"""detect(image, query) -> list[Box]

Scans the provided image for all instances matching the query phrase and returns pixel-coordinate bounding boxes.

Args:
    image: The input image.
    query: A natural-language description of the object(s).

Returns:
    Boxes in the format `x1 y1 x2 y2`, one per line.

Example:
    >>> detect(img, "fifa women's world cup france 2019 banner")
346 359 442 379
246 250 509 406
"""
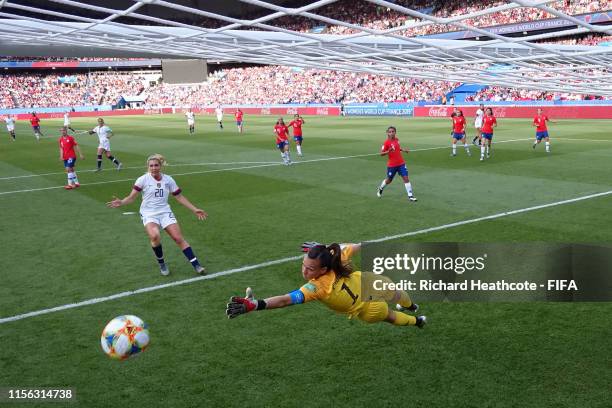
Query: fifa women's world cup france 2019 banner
360 242 612 302
344 103 415 117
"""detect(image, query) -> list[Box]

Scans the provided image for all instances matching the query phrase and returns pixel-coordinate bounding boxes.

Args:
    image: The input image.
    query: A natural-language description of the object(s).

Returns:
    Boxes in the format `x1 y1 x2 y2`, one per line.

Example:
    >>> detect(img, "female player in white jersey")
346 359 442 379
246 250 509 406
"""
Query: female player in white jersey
106 154 208 276
4 115 16 141
64 111 76 133
185 109 195 134
89 118 122 171
472 103 485 145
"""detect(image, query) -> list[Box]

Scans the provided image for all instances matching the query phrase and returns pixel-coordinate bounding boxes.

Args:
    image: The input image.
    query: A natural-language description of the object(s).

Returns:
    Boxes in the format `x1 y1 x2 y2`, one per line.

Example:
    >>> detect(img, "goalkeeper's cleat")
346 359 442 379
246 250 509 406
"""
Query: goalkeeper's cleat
159 263 170 276
377 187 383 198
194 264 206 275
408 196 418 202
301 241 323 253
415 315 427 328
396 303 419 313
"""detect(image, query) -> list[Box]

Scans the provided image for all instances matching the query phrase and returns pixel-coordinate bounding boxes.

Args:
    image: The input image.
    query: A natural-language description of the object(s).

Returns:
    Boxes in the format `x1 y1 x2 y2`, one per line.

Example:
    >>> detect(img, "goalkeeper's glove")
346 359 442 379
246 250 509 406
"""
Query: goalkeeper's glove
301 241 322 253
226 288 266 319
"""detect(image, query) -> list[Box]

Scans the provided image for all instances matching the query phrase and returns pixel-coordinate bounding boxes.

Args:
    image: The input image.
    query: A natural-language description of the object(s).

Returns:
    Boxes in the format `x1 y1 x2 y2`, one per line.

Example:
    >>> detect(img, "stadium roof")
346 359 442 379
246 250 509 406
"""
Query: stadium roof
0 0 610 95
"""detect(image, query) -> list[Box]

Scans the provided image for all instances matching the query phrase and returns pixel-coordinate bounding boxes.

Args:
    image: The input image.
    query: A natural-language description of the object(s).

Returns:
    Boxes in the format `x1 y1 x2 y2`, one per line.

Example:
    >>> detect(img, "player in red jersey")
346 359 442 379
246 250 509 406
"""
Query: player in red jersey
479 108 497 161
234 109 244 133
288 114 306 157
532 108 554 153
58 127 84 189
274 118 291 165
377 126 417 202
30 112 44 141
450 108 470 157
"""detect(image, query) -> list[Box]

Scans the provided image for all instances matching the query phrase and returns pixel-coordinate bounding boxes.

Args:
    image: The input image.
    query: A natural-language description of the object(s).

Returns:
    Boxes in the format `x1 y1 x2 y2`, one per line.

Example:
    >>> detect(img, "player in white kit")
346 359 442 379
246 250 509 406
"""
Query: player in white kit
472 103 485 146
215 105 224 129
64 111 76 132
185 109 196 134
106 154 208 276
88 118 122 171
5 115 16 141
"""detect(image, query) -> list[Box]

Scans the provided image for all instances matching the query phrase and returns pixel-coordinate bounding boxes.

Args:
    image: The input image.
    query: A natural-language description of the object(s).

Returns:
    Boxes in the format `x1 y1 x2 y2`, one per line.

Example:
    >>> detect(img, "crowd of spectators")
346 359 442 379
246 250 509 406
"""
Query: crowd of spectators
0 72 146 109
538 34 612 46
1 61 607 110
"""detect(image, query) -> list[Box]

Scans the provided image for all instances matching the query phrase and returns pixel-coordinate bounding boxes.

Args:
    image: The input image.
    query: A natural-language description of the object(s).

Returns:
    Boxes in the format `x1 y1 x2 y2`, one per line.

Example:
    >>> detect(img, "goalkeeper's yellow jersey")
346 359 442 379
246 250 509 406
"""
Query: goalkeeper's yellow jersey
298 244 365 318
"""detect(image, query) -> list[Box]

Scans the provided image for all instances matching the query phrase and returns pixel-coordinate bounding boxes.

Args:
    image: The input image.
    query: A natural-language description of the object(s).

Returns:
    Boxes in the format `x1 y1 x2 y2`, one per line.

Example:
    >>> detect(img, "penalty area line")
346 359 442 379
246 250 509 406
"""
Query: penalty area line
1 188 611 325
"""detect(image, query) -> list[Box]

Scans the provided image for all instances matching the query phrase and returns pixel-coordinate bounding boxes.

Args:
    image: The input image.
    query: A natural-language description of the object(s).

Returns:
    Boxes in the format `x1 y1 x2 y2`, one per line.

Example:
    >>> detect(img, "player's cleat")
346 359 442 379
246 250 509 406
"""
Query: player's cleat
95 167 102 172
486 154 490 159
451 153 456 157
532 143 537 149
194 265 206 275
396 303 419 313
415 315 427 328
377 187 383 198
245 287 253 300
159 263 170 276
64 185 74 190
116 163 122 170
74 183 80 188
480 156 484 161
408 196 418 202
301 241 323 252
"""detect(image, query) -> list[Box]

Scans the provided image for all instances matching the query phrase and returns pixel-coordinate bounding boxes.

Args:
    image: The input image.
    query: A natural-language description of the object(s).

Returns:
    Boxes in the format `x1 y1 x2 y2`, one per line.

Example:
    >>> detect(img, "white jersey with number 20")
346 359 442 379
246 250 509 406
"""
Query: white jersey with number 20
134 173 181 217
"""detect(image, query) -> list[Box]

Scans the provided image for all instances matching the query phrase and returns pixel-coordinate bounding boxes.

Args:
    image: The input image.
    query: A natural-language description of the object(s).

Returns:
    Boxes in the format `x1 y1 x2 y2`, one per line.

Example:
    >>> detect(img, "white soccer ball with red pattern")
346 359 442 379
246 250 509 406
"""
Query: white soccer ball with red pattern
100 315 150 360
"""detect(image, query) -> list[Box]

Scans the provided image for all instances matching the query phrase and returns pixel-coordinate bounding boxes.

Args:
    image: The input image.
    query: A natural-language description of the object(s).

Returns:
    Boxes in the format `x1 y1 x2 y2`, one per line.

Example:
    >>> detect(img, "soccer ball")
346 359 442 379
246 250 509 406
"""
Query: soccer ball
100 315 150 360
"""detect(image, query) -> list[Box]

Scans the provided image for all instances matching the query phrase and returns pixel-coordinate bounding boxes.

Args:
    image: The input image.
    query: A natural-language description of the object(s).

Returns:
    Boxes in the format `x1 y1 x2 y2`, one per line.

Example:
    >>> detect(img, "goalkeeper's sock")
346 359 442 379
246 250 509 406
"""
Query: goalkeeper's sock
182 246 201 268
392 311 417 326
152 245 165 265
396 290 414 309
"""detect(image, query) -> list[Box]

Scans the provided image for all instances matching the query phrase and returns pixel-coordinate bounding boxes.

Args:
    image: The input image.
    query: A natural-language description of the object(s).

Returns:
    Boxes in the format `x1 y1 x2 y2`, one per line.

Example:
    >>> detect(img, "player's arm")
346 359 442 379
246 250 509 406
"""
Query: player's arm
380 144 390 156
75 144 84 160
226 289 306 319
106 130 114 139
59 146 64 161
107 189 140 208
173 193 208 220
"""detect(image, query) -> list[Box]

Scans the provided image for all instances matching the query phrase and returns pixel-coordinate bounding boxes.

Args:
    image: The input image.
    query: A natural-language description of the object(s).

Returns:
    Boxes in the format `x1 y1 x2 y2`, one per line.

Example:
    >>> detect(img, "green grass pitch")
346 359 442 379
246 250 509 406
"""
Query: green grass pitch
0 114 611 407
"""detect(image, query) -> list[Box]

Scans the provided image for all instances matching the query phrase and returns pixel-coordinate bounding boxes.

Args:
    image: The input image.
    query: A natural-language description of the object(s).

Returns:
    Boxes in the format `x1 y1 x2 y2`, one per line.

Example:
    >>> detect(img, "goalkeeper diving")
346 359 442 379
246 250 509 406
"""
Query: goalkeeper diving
226 242 426 328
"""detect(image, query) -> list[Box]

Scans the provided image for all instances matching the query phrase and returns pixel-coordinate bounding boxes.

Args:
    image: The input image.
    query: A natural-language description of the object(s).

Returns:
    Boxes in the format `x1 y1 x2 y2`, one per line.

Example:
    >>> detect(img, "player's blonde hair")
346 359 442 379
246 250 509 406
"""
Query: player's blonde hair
146 154 166 168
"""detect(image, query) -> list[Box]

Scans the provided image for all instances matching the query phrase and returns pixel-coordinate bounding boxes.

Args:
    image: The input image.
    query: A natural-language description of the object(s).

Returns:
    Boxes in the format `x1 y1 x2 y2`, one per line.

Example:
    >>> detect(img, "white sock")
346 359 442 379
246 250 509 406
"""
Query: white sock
464 143 470 151
404 182 413 197
280 152 285 160
452 144 456 155
285 151 291 161
72 172 79 184
486 145 490 155
379 179 387 190
545 141 550 152
297 145 302 155
67 174 71 184
480 145 485 157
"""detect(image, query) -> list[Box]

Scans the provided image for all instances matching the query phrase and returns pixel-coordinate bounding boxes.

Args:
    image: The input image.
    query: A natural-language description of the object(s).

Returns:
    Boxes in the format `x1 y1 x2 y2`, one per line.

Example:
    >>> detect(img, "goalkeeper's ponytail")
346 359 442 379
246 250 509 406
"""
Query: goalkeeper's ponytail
307 243 352 278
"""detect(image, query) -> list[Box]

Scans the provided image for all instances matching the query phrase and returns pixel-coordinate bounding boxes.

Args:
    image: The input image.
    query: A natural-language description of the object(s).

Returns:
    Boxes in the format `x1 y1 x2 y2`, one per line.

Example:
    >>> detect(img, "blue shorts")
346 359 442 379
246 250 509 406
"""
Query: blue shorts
64 158 76 168
386 164 408 180
536 131 549 140
236 121 242 126
481 132 493 140
452 132 465 140
32 126 40 132
293 136 303 143
276 140 289 150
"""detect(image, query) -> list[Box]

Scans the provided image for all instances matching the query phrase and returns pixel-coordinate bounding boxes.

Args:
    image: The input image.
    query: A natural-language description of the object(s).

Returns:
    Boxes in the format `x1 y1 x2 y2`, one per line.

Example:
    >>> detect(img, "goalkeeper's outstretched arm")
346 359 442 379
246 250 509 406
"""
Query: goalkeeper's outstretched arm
226 292 296 319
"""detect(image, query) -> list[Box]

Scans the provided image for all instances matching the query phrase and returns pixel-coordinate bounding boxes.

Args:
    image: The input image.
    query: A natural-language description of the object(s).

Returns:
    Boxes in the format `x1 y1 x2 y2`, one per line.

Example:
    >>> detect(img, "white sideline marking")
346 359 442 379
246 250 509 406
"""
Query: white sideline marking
1 189 611 325
0 137 531 192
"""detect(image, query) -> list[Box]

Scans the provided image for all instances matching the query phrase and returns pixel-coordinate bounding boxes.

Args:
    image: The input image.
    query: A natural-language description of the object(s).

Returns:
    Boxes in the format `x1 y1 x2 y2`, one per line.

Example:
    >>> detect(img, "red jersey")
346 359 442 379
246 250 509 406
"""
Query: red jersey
452 116 466 133
533 115 549 132
288 118 304 136
59 135 78 159
235 111 243 121
382 138 405 167
274 124 289 144
30 116 40 127
481 116 497 133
